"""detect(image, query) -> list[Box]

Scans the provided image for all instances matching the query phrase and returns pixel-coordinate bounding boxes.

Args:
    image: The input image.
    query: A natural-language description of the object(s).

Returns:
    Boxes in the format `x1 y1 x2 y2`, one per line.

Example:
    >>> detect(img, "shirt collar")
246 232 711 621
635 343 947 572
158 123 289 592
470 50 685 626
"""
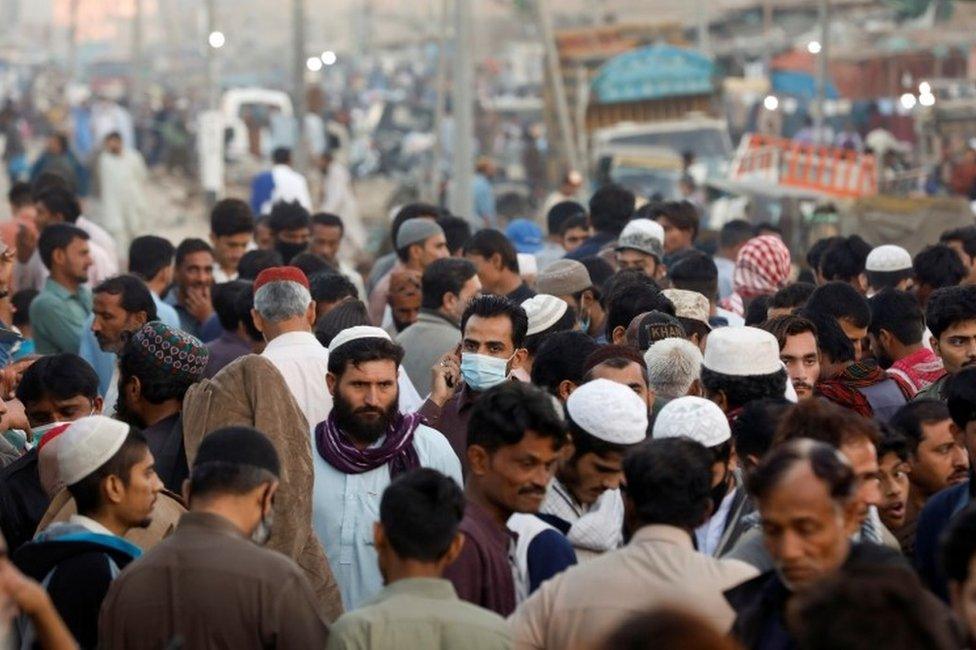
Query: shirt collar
629 524 696 549
45 277 87 300
264 330 320 350
418 308 460 330
69 514 116 537
177 511 248 539
376 577 458 602
465 499 515 546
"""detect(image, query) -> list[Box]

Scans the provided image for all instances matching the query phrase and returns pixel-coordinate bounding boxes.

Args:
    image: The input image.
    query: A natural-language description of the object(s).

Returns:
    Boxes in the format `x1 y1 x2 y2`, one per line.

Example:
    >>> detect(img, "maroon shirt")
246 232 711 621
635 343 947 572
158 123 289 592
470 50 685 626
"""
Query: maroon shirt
443 499 517 617
418 387 479 470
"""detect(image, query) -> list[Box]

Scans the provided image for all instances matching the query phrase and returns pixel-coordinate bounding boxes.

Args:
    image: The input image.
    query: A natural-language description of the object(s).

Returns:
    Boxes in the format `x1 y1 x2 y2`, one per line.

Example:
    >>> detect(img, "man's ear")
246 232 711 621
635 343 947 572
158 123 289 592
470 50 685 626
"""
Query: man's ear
373 521 386 552
251 309 265 334
511 348 528 370
557 380 577 402
467 444 490 477
841 498 860 536
92 396 104 415
491 252 504 271
611 326 626 344
51 248 66 267
931 336 941 358
710 390 729 413
104 474 126 505
441 532 465 566
181 479 191 505
326 372 337 397
305 302 316 327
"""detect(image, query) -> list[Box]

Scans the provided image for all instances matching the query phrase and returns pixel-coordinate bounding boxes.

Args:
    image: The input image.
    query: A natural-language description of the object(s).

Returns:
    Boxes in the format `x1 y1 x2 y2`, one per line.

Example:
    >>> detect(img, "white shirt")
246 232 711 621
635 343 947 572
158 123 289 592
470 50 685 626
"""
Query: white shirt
69 514 116 537
695 487 737 557
77 216 119 264
262 330 333 432
266 164 312 214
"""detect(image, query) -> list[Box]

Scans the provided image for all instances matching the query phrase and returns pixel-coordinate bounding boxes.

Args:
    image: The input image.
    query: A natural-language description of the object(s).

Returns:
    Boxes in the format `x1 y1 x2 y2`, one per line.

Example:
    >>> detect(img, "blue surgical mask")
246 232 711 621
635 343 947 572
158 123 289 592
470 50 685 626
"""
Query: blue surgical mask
460 352 512 391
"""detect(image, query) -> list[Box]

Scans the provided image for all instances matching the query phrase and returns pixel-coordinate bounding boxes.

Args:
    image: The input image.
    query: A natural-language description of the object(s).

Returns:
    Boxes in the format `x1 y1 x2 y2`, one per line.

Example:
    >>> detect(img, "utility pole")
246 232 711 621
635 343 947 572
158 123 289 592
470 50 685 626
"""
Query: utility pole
205 0 217 110
448 0 475 222
292 0 308 172
131 0 144 106
697 0 710 56
429 0 450 204
68 0 80 79
813 0 830 146
537 0 581 175
762 0 773 73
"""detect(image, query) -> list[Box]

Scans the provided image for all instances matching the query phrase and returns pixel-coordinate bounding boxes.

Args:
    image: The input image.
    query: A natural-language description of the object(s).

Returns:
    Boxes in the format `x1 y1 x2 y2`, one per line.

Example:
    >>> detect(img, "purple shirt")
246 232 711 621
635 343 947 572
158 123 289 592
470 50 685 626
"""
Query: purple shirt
205 331 252 379
443 500 517 617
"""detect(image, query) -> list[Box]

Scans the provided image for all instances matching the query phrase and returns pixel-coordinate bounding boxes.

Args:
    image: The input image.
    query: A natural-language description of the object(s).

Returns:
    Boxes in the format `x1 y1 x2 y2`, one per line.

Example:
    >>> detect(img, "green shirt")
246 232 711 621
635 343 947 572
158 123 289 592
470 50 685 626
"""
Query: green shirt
326 578 511 650
29 278 93 355
914 373 949 402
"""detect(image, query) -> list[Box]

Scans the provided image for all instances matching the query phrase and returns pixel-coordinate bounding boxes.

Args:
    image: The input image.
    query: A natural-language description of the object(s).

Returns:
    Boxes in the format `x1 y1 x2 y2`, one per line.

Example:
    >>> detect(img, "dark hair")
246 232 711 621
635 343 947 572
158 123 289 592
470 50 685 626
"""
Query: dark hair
463 228 519 273
530 331 600 396
11 288 37 327
774 398 880 448
380 468 465 562
128 236 175 281
580 256 614 301
605 276 675 339
588 184 635 236
547 200 586 236
788 566 958 650
314 299 370 347
290 252 331 278
600 607 740 650
68 430 149 515
878 422 910 462
700 366 787 411
947 368 976 429
524 305 578 357
915 244 967 290
34 186 81 223
889 400 951 455
755 221 781 237
942 504 976 585
421 258 477 311
16 353 99 406
760 314 818 351
804 281 871 329
8 181 32 208
634 201 666 222
768 282 816 313
174 238 213 268
327 337 404 376
466 381 565 452
271 147 291 165
437 214 472 254
719 219 754 249
31 171 72 198
668 252 718 300
237 249 284 280
747 438 856 503
93 275 158 321
745 295 772 326
119 336 200 404
800 309 855 364
460 294 528 348
940 226 976 259
731 397 792 463
807 236 843 271
926 285 976 341
559 213 589 237
310 270 358 304
868 289 923 345
212 280 251 331
657 201 700 239
819 235 871 282
311 212 344 233
38 223 88 268
233 284 262 342
390 204 440 247
624 437 713 529
867 267 914 292
210 199 254 237
267 201 310 235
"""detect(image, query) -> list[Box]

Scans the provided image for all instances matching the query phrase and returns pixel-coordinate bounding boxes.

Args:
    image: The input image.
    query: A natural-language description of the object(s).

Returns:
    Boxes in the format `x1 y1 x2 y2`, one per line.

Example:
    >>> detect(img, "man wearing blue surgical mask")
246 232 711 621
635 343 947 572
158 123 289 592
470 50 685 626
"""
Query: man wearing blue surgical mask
420 294 529 471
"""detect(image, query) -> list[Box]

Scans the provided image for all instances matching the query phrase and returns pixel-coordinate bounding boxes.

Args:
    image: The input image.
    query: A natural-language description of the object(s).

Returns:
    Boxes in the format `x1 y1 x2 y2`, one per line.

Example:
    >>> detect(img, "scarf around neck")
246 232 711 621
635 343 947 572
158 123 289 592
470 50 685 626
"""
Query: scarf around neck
816 361 913 418
315 410 423 476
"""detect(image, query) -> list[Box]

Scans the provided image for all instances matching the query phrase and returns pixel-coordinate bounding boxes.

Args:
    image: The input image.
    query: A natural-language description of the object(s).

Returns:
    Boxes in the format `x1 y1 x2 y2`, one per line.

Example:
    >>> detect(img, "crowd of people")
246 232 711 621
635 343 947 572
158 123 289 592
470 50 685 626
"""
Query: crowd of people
4 149 976 650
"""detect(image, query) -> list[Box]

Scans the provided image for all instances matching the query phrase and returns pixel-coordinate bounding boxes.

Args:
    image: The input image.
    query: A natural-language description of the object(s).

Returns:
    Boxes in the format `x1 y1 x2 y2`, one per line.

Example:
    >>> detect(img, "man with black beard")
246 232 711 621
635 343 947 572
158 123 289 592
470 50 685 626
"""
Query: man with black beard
313 325 462 611
115 321 210 492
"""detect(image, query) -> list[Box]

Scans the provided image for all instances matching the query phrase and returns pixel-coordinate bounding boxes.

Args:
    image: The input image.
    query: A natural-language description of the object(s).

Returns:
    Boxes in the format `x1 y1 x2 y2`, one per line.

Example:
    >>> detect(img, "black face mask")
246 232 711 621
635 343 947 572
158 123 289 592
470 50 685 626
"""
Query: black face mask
709 465 732 516
275 240 307 264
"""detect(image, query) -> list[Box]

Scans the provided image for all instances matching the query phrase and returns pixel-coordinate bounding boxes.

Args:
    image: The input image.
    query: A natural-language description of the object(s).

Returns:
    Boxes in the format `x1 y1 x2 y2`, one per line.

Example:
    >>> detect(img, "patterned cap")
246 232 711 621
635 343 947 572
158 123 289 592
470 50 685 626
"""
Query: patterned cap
129 321 210 383
733 236 792 299
662 289 711 329
615 219 664 261
625 310 686 350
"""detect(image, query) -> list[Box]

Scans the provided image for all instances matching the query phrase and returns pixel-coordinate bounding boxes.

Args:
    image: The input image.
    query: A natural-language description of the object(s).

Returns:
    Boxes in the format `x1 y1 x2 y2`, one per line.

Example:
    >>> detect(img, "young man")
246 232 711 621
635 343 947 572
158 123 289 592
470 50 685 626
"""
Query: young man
669 252 744 327
421 294 528 465
164 238 216 339
919 285 976 401
766 282 815 319
535 260 605 343
116 322 210 492
444 382 566 616
652 200 699 266
327 469 510 649
760 315 820 401
804 281 872 362
127 235 181 330
511 438 758 648
30 223 93 355
204 280 256 378
581 345 654 416
662 288 712 352
614 219 665 280
267 200 312 264
889 400 969 558
876 425 912 535
209 198 254 283
99 426 329 648
566 184 634 261
15 416 161 648
700 327 787 422
0 355 102 553
535 378 646 561
914 244 967 308
310 270 358 320
397 258 480 396
250 147 312 216
869 289 945 397
316 327 461 610
310 212 366 298
464 228 534 304
369 219 449 325
940 225 976 286
535 201 585 270
818 235 871 293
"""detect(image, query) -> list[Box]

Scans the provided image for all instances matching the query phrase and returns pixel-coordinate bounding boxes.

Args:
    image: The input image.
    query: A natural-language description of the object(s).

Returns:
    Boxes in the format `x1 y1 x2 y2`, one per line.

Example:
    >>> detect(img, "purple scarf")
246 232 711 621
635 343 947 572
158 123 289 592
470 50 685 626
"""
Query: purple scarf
315 410 423 477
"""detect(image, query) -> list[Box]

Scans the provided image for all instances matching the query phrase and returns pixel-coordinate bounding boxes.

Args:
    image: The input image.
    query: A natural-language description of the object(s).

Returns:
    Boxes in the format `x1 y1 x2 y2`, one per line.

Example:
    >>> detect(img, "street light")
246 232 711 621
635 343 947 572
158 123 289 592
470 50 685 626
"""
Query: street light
763 95 779 111
208 30 225 49
306 56 323 72
919 92 936 107
807 40 822 54
320 50 337 66
899 93 917 110
919 81 931 95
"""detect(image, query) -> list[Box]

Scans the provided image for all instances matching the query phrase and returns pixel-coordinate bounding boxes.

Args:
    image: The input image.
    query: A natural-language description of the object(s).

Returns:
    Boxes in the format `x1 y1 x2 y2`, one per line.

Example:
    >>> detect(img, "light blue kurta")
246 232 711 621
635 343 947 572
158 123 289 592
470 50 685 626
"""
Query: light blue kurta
312 424 463 610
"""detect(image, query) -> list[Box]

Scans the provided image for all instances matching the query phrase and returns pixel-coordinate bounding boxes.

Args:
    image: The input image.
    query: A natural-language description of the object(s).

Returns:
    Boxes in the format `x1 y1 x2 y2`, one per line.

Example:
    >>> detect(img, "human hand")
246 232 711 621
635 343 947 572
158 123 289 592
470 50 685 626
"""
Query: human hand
0 358 35 400
429 348 461 407
0 558 50 619
184 286 213 324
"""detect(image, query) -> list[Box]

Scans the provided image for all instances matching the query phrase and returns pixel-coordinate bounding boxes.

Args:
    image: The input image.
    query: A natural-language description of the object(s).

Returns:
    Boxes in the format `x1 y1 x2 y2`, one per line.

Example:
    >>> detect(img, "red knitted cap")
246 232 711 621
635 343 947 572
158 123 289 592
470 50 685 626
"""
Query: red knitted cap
254 266 310 292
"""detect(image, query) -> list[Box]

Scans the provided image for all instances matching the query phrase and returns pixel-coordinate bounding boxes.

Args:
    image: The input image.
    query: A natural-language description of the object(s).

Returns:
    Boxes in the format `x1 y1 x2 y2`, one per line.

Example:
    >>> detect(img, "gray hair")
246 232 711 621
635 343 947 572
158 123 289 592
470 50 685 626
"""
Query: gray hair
254 281 312 322
644 337 702 399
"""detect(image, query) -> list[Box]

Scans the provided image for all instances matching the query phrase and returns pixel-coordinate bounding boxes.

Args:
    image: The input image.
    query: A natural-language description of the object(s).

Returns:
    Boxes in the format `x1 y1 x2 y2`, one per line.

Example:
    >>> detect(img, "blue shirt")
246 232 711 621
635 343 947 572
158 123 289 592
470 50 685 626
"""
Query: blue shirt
78 314 115 396
473 174 498 229
915 479 970 600
152 293 182 330
313 424 463 610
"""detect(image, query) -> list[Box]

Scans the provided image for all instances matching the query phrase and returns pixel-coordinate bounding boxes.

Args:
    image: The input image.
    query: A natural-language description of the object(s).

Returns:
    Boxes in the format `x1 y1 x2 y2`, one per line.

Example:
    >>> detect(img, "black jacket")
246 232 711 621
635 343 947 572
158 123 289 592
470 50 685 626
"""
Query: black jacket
0 448 49 553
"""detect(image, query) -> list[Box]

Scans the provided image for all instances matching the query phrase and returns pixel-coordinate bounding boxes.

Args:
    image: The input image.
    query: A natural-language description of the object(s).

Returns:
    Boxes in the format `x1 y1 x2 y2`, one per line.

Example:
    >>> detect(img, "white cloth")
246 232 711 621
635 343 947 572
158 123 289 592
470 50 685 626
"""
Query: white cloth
266 164 312 214
262 330 333 432
321 161 365 253
695 487 736 557
715 306 745 327
97 148 149 249
77 216 119 265
68 514 116 537
212 265 238 284
540 478 624 556
509 513 559 603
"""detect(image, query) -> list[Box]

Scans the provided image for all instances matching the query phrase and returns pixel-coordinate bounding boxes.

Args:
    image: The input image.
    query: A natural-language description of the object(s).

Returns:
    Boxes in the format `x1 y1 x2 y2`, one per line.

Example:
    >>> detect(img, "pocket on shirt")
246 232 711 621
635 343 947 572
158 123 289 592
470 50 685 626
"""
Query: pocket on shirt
359 490 381 547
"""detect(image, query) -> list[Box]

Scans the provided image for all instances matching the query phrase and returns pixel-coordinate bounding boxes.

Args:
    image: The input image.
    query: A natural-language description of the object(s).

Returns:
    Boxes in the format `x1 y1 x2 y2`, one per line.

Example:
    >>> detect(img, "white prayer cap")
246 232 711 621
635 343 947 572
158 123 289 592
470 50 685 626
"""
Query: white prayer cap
653 396 730 448
330 325 392 352
56 416 130 487
566 378 648 445
523 295 569 336
865 245 912 273
703 326 781 376
621 218 665 244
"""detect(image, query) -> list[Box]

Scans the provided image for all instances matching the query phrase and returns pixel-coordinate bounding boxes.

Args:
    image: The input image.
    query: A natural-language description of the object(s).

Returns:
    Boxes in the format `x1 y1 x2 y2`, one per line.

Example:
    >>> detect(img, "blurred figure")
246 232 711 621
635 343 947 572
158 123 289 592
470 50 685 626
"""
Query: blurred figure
387 269 422 334
473 157 498 229
317 151 365 254
250 147 312 216
29 133 85 195
599 607 742 650
310 212 366 299
96 132 149 250
541 170 584 219
209 199 255 283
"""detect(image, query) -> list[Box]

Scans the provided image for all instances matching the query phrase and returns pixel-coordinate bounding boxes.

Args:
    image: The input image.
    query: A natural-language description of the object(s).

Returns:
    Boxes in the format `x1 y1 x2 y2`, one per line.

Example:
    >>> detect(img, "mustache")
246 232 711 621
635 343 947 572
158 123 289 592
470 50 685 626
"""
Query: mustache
353 406 385 416
518 486 547 497
792 380 814 390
